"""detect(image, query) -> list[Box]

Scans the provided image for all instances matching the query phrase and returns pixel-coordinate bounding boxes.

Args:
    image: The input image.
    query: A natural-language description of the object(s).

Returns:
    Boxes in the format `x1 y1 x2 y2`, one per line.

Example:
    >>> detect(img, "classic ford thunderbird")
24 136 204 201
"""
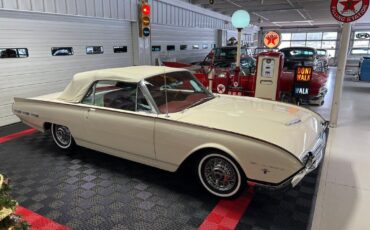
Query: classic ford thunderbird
13 66 327 198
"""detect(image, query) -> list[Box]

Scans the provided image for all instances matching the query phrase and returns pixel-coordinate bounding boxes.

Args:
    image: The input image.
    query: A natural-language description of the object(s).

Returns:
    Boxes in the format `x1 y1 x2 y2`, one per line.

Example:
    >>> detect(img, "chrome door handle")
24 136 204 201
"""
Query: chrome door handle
86 108 96 119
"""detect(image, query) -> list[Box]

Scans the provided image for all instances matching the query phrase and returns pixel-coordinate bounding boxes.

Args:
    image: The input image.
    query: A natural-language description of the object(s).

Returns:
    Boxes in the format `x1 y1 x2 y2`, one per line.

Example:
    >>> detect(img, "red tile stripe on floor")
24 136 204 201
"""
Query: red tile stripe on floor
16 206 70 230
0 128 37 144
198 185 255 230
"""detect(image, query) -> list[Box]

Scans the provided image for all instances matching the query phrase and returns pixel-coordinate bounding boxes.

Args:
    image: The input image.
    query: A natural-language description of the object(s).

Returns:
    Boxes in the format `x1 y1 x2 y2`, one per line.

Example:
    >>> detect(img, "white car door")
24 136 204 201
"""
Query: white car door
81 80 156 159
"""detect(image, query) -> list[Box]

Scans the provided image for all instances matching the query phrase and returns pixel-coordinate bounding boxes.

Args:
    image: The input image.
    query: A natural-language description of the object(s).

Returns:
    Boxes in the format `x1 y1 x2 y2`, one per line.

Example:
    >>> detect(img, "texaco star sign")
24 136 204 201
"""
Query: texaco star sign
331 0 369 22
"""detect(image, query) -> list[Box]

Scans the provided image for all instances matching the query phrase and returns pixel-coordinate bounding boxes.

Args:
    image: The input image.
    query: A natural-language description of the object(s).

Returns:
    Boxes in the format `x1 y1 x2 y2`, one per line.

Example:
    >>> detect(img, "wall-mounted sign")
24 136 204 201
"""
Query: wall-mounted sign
330 0 369 23
294 66 312 97
263 31 281 49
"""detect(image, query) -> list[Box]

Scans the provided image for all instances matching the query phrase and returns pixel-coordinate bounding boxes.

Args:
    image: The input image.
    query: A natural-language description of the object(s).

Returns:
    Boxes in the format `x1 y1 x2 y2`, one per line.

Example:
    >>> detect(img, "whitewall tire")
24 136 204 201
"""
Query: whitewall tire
51 124 74 150
197 153 246 198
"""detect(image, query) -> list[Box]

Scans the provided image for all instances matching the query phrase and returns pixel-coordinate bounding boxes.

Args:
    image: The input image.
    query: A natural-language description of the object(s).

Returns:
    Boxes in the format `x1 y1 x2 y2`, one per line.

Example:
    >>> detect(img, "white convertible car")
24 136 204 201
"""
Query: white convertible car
13 66 327 198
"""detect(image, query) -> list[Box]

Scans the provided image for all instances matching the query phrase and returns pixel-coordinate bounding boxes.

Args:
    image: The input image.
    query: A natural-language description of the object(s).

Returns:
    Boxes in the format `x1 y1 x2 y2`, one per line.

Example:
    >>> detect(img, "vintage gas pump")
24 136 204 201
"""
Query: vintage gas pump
254 52 284 100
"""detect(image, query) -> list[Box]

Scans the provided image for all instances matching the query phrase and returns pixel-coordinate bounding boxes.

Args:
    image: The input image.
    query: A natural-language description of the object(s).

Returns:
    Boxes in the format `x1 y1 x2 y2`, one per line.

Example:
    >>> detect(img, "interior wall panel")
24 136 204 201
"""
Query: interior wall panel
31 0 44 12
66 0 77 15
0 0 231 26
3 0 17 9
76 0 87 16
110 0 118 19
0 12 133 126
44 0 56 13
103 0 111 18
151 24 217 64
86 0 95 16
94 0 103 17
18 0 32 11
56 0 67 15
117 0 124 19
123 0 130 21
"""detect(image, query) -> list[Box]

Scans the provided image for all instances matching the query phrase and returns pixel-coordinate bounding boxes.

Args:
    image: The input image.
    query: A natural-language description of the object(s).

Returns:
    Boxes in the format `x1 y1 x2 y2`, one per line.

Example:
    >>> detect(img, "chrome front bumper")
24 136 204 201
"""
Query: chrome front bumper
291 131 327 187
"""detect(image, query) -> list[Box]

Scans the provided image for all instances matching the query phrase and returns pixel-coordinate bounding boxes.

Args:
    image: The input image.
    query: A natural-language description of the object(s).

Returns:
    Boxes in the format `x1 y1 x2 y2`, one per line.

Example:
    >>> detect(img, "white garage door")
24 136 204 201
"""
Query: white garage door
0 12 133 126
151 24 217 65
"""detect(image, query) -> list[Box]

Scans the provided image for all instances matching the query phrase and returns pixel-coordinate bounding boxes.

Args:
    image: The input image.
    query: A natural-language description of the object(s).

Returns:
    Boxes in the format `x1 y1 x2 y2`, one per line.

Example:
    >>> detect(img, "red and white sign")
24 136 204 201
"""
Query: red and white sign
331 0 369 23
263 31 281 49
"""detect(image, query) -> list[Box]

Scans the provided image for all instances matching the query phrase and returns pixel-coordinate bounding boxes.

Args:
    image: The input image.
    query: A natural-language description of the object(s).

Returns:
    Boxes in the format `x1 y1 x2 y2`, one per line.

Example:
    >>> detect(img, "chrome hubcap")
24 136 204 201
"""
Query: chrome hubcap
203 158 237 192
55 125 71 146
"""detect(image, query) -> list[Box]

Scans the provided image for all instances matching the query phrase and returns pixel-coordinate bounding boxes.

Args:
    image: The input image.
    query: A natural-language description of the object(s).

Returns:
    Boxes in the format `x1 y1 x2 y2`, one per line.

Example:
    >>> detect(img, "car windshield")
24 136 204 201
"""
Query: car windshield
213 47 250 61
280 48 315 58
144 71 214 114
316 50 327 56
254 48 278 55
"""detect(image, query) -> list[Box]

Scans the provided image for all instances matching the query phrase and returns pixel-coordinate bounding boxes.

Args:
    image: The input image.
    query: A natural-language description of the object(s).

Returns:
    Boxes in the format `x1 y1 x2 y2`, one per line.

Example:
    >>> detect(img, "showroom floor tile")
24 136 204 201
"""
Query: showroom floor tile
0 125 322 230
311 76 370 230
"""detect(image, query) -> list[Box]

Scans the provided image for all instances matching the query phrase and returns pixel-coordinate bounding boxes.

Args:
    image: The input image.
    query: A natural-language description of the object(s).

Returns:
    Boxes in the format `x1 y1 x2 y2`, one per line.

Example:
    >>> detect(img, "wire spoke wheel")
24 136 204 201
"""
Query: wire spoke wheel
204 157 237 192
198 153 244 198
51 124 73 149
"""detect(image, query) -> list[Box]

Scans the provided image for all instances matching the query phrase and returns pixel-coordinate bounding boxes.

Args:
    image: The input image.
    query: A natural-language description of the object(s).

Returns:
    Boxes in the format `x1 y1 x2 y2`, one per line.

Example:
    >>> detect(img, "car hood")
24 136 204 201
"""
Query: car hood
174 95 325 159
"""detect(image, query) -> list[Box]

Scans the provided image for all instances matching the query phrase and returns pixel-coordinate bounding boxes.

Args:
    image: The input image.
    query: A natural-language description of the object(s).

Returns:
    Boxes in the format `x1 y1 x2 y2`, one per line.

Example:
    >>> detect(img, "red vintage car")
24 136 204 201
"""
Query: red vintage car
163 46 328 106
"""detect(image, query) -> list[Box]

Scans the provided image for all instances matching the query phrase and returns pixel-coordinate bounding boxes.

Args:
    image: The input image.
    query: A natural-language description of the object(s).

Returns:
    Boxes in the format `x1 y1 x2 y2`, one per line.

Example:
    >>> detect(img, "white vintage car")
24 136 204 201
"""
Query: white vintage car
13 66 327 198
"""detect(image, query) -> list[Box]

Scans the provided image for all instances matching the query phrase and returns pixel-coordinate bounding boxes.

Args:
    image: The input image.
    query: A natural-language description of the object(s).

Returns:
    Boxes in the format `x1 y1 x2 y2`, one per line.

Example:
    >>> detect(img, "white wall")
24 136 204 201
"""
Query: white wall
0 0 259 126
149 0 261 64
0 0 137 21
0 11 133 126
151 24 217 64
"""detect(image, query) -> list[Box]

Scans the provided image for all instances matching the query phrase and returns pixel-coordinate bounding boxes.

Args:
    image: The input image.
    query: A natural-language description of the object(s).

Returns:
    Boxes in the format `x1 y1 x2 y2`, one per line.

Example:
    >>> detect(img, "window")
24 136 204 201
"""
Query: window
167 45 175 51
316 50 327 56
203 44 209 49
278 41 290 49
113 46 127 53
0 48 28 58
281 33 291 40
291 41 306 47
180 45 187 50
353 40 369 47
82 81 152 112
152 46 161 52
291 33 306 40
307 32 322 40
192 45 199 49
327 50 336 57
144 71 213 113
351 48 370 55
86 46 104 54
321 41 336 49
306 41 322 49
323 32 338 40
51 47 73 56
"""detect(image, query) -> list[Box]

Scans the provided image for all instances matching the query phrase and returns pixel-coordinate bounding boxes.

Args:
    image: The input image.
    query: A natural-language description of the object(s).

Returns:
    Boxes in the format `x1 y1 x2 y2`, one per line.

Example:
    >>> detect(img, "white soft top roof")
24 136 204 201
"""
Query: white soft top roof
58 66 186 103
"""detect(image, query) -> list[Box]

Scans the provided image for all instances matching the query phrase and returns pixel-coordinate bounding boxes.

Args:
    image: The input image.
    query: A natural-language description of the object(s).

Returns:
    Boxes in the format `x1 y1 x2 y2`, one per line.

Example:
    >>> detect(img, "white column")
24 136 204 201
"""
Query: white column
236 28 242 67
329 23 352 128
131 22 151 66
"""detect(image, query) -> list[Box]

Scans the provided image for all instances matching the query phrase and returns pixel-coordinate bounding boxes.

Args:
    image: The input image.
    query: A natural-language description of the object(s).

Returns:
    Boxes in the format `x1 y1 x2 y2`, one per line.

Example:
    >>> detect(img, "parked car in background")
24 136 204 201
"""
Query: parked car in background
279 47 328 105
13 66 327 198
163 47 328 106
201 46 256 75
279 47 326 72
346 48 370 76
253 47 279 58
316 49 329 70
